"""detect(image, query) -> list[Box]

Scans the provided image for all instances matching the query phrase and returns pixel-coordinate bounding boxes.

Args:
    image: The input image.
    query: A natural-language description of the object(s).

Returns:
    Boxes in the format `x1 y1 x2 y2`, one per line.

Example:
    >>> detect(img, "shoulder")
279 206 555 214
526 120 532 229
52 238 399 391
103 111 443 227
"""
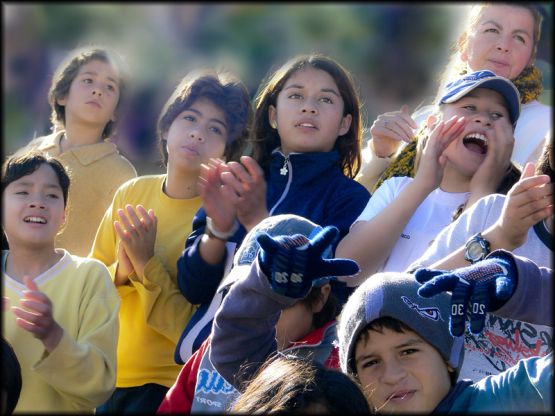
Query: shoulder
117 174 165 192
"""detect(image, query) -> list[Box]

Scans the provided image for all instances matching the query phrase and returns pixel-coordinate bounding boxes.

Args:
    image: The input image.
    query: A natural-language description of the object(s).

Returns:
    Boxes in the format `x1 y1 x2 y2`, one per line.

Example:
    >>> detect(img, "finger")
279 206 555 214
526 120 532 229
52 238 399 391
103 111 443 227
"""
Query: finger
310 226 339 253
113 221 131 241
521 162 536 179
19 298 49 315
12 305 42 324
148 209 157 227
220 171 244 195
256 232 280 254
125 204 144 230
469 281 489 334
494 276 515 301
117 209 135 233
135 205 152 229
227 161 252 184
416 274 460 297
450 281 472 337
320 258 360 278
240 156 264 181
413 268 445 284
438 116 466 150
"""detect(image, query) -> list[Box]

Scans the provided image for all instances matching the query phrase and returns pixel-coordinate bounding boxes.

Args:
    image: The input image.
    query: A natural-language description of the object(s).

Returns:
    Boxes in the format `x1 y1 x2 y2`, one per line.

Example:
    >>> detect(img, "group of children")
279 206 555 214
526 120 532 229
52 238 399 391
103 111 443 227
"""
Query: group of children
2 10 553 413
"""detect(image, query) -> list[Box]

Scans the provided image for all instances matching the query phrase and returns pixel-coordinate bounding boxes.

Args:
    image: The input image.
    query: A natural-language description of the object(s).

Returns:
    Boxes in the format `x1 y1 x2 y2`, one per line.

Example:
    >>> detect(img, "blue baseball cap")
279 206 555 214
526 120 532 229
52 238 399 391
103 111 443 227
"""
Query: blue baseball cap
439 70 521 128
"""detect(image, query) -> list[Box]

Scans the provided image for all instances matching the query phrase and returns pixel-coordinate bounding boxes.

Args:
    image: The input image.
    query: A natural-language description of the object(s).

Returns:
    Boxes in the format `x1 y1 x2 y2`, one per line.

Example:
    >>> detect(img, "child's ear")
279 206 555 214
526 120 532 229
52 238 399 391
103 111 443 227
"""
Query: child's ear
57 95 68 106
268 105 277 129
338 114 352 136
311 283 331 314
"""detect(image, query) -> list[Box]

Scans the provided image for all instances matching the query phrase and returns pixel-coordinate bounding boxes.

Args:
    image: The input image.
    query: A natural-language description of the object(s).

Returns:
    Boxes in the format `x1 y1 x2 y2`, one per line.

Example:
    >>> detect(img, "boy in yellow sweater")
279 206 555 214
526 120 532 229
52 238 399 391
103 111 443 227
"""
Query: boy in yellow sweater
2 151 119 413
20 46 137 256
90 68 252 413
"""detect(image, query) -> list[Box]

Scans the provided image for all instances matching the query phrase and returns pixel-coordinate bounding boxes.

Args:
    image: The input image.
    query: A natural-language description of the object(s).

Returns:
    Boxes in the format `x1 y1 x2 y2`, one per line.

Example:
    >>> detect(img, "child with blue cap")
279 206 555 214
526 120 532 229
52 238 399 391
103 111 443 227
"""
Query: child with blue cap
337 70 522 281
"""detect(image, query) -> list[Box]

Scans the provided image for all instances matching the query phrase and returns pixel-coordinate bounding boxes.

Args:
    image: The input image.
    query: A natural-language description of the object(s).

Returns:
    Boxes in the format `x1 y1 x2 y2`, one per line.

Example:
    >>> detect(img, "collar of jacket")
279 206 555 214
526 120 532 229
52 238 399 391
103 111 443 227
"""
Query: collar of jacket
285 320 337 352
269 148 342 185
36 130 120 166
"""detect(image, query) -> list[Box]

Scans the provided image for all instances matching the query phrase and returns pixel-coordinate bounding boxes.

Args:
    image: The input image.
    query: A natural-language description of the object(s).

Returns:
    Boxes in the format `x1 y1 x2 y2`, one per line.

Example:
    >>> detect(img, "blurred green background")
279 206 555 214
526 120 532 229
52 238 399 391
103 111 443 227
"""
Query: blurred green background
3 3 552 175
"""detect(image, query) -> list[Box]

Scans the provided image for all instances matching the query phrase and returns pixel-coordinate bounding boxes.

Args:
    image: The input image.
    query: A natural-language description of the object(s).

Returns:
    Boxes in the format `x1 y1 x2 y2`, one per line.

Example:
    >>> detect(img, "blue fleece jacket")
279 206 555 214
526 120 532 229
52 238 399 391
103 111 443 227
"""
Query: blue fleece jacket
174 149 369 364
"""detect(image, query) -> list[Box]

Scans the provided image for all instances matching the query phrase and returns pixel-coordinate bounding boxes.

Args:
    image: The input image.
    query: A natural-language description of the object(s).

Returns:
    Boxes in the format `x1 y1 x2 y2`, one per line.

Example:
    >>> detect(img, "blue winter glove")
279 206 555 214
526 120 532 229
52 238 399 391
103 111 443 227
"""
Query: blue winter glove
256 226 360 299
414 256 517 337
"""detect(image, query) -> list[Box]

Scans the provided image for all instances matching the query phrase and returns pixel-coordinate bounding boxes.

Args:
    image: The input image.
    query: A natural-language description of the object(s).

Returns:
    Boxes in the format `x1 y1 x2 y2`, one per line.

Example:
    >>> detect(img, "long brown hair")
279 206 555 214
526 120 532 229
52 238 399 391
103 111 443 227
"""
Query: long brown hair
250 54 363 178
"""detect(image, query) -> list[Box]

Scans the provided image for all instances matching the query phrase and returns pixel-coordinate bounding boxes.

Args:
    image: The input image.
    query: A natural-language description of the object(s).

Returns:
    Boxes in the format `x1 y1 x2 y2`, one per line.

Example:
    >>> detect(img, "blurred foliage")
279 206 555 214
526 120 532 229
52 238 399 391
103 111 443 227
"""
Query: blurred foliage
3 3 552 175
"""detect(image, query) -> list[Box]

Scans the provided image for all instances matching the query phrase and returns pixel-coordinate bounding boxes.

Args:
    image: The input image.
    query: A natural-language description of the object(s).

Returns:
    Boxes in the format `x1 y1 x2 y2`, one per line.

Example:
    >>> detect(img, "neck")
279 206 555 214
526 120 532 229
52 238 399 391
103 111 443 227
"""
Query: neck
5 245 63 283
164 163 200 199
439 163 471 193
61 119 106 151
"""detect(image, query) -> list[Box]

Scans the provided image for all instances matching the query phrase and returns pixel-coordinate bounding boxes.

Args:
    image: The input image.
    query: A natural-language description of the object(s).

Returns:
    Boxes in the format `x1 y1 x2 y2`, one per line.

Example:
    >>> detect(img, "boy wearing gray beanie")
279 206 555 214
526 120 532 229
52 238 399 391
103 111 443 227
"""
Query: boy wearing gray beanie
338 254 552 413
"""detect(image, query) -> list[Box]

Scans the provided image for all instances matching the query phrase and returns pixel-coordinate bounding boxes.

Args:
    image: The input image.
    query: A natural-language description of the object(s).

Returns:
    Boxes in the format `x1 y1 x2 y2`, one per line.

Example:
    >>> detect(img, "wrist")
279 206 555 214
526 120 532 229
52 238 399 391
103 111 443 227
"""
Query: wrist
43 323 63 353
206 217 239 241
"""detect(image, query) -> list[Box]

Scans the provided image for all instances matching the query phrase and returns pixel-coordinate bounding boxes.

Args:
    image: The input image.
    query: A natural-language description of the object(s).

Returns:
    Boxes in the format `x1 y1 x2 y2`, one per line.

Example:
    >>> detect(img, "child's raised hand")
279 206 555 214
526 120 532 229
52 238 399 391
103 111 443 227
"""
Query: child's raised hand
370 105 418 157
221 156 268 231
199 158 239 235
484 162 553 250
256 226 360 299
469 119 514 198
415 253 517 336
414 115 466 191
12 276 63 352
114 204 157 279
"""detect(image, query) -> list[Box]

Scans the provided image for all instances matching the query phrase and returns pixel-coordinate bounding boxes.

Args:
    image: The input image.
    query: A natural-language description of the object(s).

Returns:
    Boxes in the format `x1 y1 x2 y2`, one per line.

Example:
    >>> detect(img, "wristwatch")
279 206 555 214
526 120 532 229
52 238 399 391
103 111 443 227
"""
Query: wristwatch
464 233 491 264
205 217 239 241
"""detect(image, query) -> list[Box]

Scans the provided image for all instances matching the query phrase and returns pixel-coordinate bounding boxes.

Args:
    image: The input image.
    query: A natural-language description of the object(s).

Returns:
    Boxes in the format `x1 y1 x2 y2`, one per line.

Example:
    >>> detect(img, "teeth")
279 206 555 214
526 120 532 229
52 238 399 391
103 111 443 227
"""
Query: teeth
464 133 487 143
24 216 46 224
298 123 315 128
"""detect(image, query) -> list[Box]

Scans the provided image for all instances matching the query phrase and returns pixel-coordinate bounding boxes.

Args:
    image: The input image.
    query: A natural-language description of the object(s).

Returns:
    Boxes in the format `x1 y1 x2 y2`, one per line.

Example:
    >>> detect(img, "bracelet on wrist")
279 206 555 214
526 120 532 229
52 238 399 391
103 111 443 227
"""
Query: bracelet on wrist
206 217 239 241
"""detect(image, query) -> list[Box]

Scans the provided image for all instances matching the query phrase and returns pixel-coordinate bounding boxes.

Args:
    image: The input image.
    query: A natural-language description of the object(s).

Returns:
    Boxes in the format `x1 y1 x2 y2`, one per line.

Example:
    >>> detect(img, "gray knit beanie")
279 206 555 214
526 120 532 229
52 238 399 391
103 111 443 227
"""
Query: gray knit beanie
338 272 465 377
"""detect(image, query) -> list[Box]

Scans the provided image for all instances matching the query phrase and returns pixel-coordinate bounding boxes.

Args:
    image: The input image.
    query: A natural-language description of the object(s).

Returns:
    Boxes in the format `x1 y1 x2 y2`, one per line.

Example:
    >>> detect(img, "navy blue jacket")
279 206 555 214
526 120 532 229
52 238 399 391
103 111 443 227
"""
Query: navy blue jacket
174 149 370 363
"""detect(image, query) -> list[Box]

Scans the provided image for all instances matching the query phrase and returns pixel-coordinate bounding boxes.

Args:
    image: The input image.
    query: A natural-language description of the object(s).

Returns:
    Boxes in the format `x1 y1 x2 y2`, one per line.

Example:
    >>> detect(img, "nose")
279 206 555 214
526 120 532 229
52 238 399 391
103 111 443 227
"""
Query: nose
496 36 510 53
92 83 103 97
473 112 493 128
301 98 318 115
381 358 407 385
189 128 205 143
29 198 46 210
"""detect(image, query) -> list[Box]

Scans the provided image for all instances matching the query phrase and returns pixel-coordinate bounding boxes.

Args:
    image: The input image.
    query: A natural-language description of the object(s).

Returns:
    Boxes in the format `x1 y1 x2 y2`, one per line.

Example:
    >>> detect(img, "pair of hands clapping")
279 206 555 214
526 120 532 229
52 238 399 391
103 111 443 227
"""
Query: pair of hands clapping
200 155 268 234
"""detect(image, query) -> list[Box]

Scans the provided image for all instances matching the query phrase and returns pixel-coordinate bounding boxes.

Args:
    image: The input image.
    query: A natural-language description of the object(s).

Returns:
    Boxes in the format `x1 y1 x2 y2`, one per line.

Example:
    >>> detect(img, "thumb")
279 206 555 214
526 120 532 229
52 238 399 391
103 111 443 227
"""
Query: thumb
23 275 38 292
520 162 536 180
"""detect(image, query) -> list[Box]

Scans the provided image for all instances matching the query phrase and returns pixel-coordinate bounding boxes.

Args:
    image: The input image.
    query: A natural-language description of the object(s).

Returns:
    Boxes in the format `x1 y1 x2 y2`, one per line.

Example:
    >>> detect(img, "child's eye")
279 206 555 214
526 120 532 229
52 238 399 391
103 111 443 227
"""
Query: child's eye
361 359 378 369
401 348 418 356
463 105 477 112
106 84 116 92
82 78 93 84
183 114 196 122
288 93 303 100
209 126 223 135
514 35 526 44
47 194 60 199
320 96 333 104
491 112 504 120
15 191 29 195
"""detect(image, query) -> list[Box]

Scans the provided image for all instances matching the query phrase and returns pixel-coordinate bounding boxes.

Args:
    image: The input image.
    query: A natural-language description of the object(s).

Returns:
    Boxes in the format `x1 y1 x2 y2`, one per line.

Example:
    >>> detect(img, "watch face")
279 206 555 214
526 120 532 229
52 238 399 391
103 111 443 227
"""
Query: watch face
467 242 483 260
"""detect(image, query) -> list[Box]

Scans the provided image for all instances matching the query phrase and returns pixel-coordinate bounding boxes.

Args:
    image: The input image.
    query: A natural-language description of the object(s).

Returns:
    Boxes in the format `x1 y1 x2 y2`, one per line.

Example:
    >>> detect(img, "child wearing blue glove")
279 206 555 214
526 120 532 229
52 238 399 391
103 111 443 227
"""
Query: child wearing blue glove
158 214 358 414
337 258 552 413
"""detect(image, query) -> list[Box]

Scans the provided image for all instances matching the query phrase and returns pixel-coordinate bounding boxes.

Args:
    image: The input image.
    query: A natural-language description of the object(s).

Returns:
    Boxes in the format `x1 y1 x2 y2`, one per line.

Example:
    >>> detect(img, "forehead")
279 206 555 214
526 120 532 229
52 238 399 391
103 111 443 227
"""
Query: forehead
355 326 420 354
9 163 61 188
283 67 339 90
186 96 227 120
477 5 535 30
76 58 120 81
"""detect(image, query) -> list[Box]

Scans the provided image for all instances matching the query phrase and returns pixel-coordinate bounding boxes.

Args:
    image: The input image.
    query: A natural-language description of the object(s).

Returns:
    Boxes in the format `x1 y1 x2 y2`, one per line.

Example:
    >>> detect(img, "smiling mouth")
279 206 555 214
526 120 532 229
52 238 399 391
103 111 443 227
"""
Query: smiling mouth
296 122 317 129
24 216 47 224
463 133 488 155
387 390 415 402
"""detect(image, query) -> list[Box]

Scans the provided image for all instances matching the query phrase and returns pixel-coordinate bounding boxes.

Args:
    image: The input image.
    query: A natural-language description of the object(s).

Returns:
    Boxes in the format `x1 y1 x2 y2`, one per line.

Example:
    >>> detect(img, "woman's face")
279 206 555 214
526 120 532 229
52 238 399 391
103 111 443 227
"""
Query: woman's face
461 5 536 80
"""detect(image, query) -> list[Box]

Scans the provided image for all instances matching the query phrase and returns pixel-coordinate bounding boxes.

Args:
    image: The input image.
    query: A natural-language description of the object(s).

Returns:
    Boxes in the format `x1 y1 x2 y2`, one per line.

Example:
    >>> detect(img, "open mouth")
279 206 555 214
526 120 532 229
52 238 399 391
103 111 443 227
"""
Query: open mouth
24 216 47 224
462 133 488 155
295 122 317 130
387 390 415 403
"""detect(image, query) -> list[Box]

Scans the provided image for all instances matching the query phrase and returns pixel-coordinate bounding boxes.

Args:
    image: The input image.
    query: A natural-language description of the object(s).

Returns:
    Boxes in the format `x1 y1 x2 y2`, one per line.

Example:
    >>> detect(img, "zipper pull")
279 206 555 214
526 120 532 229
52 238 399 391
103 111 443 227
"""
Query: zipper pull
280 155 289 176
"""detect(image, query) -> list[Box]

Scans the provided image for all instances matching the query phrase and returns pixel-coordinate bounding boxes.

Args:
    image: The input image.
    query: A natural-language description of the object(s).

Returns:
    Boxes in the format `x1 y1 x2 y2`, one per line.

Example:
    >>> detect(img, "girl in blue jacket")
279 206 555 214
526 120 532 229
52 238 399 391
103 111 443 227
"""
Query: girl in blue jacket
175 54 370 363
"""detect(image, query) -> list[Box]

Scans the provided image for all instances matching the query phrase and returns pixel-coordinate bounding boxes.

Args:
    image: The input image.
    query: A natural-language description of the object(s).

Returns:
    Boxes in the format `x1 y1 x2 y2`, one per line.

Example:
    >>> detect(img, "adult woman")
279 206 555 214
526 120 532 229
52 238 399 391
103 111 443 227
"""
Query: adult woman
358 3 550 193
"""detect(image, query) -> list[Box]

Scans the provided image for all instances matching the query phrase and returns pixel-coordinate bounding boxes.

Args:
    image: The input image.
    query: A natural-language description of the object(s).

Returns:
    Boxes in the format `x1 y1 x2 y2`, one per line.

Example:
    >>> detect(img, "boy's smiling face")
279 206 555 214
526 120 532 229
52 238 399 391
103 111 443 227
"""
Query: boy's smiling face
2 164 66 249
354 327 452 413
